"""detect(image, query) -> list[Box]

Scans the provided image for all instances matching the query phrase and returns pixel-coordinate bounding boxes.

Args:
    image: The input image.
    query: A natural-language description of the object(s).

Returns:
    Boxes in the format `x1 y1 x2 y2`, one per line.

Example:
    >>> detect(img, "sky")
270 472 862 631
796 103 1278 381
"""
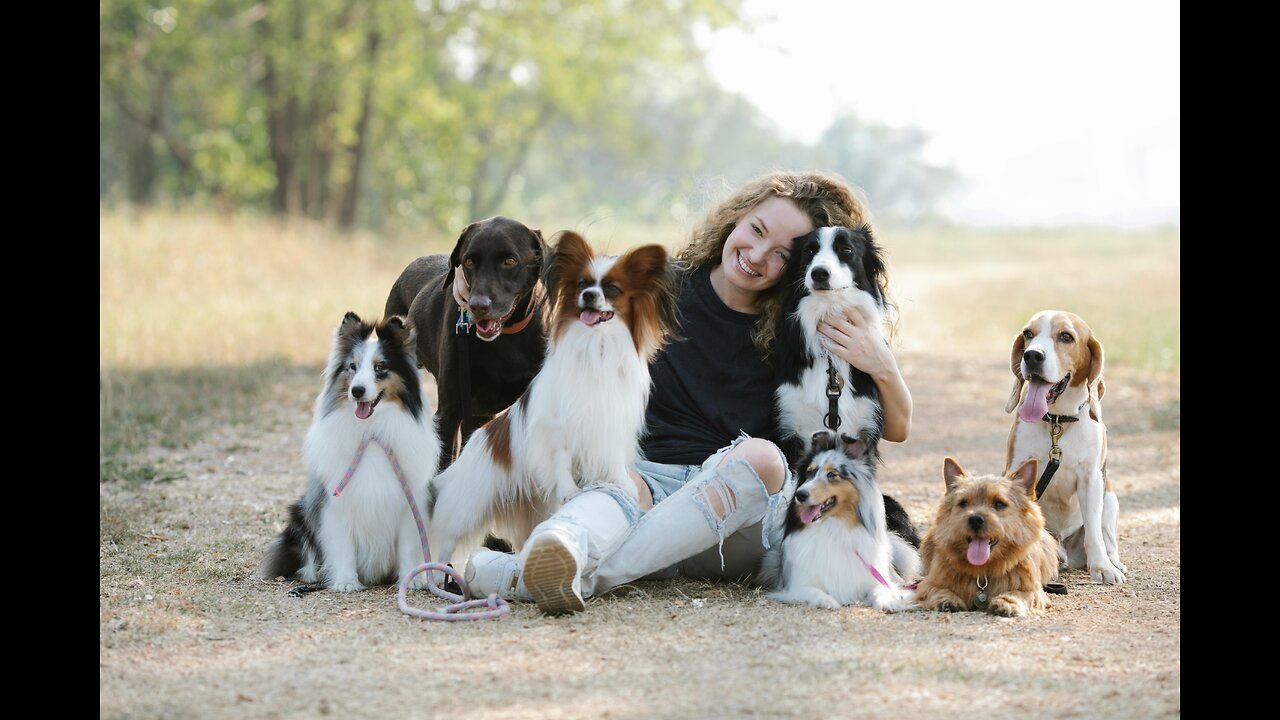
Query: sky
700 0 1180 228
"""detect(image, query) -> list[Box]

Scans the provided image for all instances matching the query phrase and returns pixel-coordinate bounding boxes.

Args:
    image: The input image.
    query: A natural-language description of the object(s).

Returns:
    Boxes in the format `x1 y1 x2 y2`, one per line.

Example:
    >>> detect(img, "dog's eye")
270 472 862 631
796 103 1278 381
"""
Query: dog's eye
502 257 517 267
1058 332 1074 343
838 246 853 256
827 471 837 481
578 280 590 290
463 258 474 268
347 362 357 372
993 500 1007 510
957 499 968 509
1022 330 1034 340
604 282 622 299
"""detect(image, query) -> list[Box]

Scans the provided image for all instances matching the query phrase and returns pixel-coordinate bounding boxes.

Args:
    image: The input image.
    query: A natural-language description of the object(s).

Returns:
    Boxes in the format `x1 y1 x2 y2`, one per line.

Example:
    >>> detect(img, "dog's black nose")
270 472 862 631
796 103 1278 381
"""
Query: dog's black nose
1023 348 1044 367
351 385 366 399
968 514 985 531
794 488 809 504
469 295 492 314
582 289 599 304
809 267 830 285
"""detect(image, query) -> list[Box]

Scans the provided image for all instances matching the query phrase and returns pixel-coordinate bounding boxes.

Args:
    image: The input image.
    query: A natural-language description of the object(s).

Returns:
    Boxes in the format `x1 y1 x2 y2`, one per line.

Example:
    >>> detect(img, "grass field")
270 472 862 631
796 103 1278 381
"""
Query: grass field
100 208 1180 718
100 208 1177 477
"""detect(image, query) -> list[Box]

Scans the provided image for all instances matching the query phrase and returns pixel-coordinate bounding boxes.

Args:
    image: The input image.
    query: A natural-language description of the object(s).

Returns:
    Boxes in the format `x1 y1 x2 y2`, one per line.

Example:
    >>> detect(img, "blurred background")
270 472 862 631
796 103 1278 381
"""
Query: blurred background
100 0 1179 479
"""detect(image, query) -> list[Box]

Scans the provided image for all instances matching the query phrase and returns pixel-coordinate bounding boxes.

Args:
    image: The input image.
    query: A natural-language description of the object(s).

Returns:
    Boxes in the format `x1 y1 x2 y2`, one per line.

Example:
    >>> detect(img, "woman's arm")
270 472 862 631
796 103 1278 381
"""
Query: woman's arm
817 307 913 443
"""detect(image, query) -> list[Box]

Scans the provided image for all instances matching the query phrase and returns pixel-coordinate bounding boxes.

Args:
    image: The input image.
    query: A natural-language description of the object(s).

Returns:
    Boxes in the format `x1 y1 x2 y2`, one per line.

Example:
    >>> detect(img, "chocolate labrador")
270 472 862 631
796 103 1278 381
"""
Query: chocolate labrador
385 216 549 469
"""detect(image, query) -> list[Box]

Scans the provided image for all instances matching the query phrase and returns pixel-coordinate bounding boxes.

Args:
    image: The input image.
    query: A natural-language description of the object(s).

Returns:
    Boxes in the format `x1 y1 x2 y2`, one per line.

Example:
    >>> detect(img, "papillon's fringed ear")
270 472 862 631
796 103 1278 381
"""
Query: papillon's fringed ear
1008 459 1039 497
1005 332 1027 414
943 457 966 491
342 311 363 327
1086 334 1105 421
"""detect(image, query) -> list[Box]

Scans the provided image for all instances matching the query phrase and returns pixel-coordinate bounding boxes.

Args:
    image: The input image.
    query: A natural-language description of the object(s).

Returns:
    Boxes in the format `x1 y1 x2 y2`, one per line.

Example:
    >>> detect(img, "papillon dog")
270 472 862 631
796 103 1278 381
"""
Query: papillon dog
774 225 888 461
425 231 678 577
758 432 919 611
258 313 442 592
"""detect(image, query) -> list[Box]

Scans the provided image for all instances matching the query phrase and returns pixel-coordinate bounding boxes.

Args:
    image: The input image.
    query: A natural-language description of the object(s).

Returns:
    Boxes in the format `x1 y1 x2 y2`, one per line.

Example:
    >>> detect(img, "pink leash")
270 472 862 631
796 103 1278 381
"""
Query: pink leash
854 550 893 590
334 438 510 621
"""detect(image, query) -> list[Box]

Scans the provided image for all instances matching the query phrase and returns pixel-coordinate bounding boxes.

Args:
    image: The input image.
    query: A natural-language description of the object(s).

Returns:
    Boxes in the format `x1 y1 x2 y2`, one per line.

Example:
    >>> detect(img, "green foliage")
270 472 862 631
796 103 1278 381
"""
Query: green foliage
100 0 956 231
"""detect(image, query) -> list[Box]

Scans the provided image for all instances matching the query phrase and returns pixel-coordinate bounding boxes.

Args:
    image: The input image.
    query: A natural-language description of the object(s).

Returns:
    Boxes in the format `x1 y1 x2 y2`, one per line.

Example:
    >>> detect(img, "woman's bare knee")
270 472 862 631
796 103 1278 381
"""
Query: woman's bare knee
723 439 787 494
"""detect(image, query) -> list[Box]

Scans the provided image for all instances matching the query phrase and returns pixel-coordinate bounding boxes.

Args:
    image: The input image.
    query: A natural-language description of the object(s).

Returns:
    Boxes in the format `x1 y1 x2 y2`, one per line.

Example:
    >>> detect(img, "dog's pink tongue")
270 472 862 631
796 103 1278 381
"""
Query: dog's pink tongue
355 402 374 420
800 505 823 525
1019 379 1051 423
967 539 991 566
580 309 602 326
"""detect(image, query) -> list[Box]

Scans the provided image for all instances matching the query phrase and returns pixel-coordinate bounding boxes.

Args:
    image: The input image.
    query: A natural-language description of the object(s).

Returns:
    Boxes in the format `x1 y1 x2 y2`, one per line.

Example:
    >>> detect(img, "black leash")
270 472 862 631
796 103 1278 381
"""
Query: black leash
455 305 474 451
824 357 844 430
1034 412 1079 500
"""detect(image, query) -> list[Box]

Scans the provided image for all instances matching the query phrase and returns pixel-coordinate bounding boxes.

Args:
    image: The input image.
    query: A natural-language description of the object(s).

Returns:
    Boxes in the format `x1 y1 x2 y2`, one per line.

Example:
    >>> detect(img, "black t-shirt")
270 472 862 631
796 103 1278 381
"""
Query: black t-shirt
641 265 780 465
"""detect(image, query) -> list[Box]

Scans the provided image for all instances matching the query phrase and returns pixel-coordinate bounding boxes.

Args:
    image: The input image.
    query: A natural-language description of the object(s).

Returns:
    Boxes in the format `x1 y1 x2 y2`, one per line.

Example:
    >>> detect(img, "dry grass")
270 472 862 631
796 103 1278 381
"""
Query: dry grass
100 208 1179 719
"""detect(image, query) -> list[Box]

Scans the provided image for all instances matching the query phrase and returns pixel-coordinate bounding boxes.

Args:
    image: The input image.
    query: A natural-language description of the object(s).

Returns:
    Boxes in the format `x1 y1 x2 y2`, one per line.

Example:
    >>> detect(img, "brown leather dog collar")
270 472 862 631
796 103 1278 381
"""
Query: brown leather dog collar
500 285 543 335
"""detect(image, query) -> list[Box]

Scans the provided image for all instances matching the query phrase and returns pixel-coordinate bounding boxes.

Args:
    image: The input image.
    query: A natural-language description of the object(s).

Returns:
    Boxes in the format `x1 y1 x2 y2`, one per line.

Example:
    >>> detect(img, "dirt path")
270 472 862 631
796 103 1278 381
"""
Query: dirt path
99 353 1179 719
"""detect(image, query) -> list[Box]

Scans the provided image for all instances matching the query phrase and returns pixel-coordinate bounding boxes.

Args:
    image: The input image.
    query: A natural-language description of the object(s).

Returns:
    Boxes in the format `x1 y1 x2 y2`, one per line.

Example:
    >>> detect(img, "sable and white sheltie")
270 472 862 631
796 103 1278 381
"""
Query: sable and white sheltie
774 225 889 461
425 231 678 576
759 432 919 611
258 312 441 592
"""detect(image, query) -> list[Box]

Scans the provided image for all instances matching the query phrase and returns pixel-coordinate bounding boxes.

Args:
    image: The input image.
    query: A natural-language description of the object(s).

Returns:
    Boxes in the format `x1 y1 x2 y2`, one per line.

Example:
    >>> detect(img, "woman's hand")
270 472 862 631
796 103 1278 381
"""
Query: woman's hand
817 305 913 443
817 305 892 377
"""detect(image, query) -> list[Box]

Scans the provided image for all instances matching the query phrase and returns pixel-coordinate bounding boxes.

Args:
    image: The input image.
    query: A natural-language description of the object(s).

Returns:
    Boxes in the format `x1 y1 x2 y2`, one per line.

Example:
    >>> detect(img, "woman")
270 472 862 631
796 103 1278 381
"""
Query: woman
465 170 912 615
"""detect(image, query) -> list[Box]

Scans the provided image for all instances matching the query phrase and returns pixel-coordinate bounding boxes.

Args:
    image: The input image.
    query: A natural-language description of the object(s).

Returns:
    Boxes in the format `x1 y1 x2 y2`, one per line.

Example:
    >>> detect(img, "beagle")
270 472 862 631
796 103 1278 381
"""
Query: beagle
1004 310 1126 584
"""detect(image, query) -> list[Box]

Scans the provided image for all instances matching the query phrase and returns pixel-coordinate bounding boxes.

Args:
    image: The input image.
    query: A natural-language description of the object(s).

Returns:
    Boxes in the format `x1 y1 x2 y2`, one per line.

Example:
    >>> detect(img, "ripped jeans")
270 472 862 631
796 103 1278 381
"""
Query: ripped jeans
580 434 795 598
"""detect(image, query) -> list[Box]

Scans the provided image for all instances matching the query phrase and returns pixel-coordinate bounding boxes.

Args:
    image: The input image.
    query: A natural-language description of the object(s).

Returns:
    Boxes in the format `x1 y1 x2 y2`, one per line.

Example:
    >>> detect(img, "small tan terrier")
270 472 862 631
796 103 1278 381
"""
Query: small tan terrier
915 458 1059 617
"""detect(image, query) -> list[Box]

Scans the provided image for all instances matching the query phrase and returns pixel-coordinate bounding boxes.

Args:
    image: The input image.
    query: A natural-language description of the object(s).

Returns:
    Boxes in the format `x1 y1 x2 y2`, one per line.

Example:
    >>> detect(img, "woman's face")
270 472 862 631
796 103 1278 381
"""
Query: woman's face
719 195 814 295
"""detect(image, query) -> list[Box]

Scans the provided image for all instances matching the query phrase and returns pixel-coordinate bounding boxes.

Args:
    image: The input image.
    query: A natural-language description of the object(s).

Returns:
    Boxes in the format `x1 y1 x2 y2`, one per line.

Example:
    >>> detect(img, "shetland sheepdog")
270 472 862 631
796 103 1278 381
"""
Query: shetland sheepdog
258 312 441 592
774 225 888 461
758 432 919 611
425 231 678 576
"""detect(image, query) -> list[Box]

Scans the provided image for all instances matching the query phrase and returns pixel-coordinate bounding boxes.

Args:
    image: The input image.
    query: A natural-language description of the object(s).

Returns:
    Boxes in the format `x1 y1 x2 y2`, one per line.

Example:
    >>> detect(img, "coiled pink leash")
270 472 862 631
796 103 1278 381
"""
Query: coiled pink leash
334 438 510 620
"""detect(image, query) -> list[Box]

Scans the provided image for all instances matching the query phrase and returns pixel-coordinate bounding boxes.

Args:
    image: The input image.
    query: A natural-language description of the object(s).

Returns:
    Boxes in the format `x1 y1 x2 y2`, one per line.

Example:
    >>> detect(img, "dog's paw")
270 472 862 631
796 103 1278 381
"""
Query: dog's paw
402 568 432 591
1109 555 1129 574
812 594 841 610
1090 562 1126 585
878 596 918 614
989 595 1028 618
329 578 366 593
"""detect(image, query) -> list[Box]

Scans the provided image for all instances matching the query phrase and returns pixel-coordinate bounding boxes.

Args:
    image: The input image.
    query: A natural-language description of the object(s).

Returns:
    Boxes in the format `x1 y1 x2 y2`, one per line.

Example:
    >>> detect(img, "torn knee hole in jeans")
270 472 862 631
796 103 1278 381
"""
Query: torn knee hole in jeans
692 474 737 569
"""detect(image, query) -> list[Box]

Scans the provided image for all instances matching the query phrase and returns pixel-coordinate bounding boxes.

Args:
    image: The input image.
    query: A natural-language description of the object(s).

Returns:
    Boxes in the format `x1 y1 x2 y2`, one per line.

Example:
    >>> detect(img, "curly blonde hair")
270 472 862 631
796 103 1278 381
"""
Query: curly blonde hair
678 170 889 359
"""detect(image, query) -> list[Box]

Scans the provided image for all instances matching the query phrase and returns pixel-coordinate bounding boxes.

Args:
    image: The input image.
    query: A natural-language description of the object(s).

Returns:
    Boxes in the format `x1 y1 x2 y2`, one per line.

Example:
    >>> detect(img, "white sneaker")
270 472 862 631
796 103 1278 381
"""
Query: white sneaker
522 531 585 616
463 550 528 601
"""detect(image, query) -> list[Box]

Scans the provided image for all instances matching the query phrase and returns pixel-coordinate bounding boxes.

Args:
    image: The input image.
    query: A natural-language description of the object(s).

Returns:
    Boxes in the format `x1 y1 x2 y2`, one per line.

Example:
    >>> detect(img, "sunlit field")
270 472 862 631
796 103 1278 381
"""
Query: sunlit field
101 208 1179 372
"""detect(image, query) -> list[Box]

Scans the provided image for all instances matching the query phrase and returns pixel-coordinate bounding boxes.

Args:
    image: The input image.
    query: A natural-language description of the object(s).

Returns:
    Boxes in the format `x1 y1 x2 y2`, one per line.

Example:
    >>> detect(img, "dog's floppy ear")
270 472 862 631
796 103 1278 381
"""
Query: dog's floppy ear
442 222 480 292
1086 333 1105 421
1008 459 1039 497
379 315 415 352
1004 331 1027 414
810 431 839 454
943 457 966 492
854 224 888 309
530 228 548 274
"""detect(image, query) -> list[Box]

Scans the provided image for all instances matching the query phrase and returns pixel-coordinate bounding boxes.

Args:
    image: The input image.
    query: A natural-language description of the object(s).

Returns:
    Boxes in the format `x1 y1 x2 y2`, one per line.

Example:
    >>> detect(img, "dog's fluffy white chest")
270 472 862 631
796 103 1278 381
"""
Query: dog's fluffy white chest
779 521 893 605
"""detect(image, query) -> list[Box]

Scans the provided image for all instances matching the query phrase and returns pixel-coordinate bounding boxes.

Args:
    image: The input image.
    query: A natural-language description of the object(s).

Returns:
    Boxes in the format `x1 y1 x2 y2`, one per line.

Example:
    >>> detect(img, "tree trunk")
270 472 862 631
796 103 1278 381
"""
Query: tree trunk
337 26 380 230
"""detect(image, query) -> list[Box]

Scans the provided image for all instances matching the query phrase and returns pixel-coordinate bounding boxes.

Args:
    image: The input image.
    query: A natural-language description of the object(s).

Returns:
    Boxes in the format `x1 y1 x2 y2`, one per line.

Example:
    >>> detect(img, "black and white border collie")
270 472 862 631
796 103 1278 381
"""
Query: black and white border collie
759 432 920 610
258 312 441 592
424 231 678 579
774 224 889 461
